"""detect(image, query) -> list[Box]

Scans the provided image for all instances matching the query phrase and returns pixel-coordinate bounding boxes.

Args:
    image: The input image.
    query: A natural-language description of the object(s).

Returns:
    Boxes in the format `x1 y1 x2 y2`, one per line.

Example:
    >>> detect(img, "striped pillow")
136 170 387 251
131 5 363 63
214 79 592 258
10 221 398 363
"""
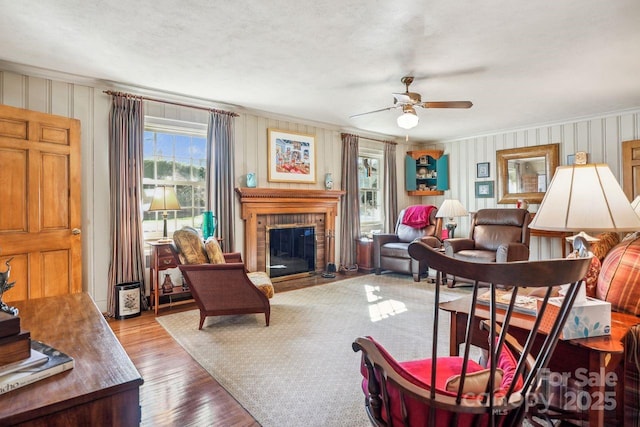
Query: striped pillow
597 235 640 315
204 238 226 264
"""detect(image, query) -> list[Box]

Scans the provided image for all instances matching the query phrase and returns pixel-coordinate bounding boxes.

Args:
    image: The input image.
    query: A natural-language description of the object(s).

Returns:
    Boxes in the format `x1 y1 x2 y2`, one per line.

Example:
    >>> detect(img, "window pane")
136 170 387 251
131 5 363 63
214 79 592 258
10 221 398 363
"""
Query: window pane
155 133 173 156
156 159 174 180
194 158 206 181
174 157 191 181
358 151 384 235
143 126 207 240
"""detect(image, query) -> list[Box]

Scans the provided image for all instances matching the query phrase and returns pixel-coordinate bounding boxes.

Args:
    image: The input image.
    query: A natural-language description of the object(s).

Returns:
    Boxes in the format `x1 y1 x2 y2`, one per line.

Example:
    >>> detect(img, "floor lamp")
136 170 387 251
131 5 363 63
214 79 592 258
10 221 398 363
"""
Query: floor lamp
148 186 182 243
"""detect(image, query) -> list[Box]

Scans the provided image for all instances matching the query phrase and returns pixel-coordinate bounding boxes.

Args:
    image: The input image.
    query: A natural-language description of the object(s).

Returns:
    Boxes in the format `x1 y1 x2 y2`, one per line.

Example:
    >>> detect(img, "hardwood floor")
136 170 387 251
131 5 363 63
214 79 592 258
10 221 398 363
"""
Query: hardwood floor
108 271 362 426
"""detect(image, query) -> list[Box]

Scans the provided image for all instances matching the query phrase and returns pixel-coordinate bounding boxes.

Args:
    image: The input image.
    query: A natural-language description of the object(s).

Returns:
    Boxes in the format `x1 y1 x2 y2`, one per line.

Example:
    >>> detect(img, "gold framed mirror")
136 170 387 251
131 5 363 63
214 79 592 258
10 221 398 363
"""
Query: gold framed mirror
496 143 560 204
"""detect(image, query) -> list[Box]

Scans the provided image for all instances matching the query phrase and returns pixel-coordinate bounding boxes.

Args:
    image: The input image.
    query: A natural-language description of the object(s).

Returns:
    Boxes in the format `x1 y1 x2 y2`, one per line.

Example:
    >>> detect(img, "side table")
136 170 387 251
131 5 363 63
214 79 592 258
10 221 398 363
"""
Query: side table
148 241 192 315
355 237 374 273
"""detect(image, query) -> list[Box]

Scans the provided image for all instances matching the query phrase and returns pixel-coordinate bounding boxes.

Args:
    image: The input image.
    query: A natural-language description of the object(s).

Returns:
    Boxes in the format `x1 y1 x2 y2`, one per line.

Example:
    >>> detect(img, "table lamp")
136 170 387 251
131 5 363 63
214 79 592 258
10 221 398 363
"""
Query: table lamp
436 199 468 239
148 186 181 242
529 152 640 240
529 152 640 304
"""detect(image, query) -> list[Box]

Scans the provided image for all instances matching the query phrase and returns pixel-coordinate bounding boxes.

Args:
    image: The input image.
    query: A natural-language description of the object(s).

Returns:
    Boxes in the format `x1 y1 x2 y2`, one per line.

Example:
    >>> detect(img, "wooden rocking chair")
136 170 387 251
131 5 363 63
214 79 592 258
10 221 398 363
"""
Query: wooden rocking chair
352 241 591 426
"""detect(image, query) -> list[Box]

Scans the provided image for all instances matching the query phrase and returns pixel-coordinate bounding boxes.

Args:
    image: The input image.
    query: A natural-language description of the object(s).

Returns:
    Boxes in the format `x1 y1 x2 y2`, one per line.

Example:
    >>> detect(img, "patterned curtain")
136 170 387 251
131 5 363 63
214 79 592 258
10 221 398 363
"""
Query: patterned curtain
384 141 398 232
107 95 147 316
339 133 360 270
207 111 236 251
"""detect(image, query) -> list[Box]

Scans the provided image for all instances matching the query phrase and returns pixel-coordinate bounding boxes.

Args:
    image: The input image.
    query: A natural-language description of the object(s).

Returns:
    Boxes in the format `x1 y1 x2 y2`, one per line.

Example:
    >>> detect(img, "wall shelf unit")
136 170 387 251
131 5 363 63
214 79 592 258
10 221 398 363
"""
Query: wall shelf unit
405 150 449 196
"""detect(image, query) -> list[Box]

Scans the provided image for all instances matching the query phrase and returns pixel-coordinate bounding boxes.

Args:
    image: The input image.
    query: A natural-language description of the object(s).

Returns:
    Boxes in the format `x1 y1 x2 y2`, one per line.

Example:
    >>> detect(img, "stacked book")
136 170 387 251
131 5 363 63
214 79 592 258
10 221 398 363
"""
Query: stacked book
0 312 74 395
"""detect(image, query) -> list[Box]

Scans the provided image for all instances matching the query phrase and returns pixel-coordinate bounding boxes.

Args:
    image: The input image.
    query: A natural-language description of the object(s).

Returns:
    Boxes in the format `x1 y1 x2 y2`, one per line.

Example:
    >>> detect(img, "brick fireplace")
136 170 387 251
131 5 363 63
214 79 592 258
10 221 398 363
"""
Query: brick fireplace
235 187 344 278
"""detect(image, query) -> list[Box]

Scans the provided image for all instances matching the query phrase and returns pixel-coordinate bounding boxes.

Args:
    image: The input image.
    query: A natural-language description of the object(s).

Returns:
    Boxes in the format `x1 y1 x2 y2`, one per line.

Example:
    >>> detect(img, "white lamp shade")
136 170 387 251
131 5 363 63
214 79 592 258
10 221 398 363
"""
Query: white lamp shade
529 163 640 232
436 199 468 218
397 111 419 129
148 186 181 212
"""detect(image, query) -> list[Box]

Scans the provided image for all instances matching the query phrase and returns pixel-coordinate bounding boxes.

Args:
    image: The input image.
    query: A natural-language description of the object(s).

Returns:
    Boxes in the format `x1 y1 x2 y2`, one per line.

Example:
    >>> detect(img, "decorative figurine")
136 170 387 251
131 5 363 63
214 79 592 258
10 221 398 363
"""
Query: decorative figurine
162 273 174 294
325 173 333 190
0 257 18 315
246 172 257 188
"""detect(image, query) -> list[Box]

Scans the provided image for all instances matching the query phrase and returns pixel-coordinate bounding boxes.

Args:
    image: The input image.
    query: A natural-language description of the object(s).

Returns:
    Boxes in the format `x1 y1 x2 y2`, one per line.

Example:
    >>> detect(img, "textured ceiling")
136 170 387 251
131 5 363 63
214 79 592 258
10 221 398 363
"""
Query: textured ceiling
1 0 639 142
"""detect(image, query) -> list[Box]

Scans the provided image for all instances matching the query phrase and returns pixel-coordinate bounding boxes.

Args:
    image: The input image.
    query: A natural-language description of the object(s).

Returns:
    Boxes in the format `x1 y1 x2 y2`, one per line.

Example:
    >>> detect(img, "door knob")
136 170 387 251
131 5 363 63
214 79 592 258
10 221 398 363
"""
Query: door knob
72 228 81 235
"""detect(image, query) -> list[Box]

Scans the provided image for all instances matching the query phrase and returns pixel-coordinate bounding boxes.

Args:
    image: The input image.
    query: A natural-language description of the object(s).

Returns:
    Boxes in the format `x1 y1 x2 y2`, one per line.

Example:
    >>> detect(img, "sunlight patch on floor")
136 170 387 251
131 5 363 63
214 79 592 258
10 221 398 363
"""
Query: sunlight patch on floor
364 284 408 322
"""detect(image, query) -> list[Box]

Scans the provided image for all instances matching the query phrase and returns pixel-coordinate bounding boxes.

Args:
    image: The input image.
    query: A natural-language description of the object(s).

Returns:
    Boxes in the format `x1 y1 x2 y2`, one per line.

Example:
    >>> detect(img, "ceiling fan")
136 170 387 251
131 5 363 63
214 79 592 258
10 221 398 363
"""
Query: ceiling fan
350 76 473 129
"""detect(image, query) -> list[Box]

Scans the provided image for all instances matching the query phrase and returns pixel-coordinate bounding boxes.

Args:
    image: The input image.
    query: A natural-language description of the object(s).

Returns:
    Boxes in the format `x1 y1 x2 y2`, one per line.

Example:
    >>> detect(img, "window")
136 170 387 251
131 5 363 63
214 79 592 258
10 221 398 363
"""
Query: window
358 148 384 234
143 118 208 240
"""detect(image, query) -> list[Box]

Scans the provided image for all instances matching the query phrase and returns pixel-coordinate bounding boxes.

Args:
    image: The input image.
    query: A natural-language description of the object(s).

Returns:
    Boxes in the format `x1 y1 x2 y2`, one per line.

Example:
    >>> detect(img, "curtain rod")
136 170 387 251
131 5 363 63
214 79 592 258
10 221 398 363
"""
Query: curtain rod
362 136 397 145
103 90 239 117
342 132 396 145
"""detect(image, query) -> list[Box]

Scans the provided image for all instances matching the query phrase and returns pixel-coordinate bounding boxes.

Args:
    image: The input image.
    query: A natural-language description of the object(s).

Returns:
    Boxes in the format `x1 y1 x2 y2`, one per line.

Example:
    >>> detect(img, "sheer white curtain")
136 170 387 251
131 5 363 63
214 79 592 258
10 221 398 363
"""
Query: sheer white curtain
339 133 360 270
107 95 147 316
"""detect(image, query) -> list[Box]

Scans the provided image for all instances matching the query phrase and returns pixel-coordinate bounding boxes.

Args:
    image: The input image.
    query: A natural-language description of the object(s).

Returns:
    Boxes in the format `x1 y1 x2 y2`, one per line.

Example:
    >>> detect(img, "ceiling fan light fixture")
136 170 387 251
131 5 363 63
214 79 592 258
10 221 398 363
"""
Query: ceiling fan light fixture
397 107 419 129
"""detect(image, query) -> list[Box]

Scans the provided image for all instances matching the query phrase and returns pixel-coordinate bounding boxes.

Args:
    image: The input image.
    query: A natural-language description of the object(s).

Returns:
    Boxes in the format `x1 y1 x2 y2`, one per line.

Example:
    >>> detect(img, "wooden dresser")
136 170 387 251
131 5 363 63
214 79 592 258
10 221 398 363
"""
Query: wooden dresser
0 293 143 426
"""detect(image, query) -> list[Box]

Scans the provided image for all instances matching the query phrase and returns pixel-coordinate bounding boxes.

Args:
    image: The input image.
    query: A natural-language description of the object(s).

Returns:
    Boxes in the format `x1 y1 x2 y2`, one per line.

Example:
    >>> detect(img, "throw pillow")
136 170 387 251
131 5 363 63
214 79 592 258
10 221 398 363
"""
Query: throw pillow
173 227 208 264
583 256 601 298
445 368 504 395
482 339 523 393
204 238 226 264
597 235 640 315
591 232 621 261
567 251 601 298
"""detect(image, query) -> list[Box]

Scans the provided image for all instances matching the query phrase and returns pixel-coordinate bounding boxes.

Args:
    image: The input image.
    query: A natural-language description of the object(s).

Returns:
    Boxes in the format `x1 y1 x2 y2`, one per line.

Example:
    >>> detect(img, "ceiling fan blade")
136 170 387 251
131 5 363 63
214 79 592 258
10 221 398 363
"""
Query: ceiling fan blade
421 101 473 109
350 106 398 118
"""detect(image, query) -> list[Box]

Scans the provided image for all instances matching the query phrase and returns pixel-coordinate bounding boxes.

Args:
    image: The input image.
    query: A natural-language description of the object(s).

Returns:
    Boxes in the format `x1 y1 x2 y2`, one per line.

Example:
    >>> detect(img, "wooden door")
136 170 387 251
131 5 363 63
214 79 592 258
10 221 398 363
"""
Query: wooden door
623 139 640 201
0 104 82 301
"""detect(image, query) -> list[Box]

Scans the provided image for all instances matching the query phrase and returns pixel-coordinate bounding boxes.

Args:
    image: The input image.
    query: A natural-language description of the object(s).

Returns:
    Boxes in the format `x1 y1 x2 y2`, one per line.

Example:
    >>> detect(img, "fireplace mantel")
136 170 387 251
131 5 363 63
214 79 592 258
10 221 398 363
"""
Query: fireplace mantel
236 187 345 201
235 187 345 273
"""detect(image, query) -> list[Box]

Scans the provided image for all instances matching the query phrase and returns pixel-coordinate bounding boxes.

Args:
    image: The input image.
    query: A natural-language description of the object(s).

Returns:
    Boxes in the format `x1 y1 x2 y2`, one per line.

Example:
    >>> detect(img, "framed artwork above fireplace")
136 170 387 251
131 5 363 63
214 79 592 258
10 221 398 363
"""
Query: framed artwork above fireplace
267 128 316 183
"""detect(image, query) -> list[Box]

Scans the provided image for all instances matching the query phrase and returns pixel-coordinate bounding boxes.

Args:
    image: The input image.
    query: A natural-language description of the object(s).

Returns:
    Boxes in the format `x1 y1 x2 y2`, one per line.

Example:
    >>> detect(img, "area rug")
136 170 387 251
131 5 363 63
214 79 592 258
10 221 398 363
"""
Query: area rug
156 274 471 427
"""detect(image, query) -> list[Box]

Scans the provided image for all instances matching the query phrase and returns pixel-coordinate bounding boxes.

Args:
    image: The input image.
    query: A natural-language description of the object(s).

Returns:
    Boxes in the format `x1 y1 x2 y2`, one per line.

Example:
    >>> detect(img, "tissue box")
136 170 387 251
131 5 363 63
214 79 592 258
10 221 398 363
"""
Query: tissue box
538 296 611 340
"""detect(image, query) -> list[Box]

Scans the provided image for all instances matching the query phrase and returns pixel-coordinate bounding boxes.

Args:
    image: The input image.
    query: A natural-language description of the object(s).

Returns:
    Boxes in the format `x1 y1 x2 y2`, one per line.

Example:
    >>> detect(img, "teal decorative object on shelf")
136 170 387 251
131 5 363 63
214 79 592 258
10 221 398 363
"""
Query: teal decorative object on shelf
202 211 217 239
324 173 333 190
246 172 256 188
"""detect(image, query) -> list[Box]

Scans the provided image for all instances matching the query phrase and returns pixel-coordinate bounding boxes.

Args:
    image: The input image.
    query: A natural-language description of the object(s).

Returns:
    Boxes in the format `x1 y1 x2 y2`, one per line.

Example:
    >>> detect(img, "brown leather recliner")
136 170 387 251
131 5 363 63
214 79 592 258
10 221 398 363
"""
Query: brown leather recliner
373 205 442 282
443 208 531 286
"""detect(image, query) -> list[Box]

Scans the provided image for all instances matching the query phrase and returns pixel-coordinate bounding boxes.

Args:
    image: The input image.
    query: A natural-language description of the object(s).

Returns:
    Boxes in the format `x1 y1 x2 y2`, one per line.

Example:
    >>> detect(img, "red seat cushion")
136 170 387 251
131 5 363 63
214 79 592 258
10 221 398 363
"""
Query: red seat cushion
402 357 485 392
359 337 523 426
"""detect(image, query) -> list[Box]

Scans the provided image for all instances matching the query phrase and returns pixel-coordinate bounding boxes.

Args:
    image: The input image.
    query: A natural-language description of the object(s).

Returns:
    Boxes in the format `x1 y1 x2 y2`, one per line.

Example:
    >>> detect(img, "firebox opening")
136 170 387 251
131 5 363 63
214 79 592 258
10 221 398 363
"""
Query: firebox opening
266 224 316 279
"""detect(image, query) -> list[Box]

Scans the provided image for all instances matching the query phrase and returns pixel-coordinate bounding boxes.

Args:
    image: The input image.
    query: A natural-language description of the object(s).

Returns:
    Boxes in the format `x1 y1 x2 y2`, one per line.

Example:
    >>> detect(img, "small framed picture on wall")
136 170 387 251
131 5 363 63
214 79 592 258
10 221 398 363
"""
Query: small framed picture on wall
475 181 494 198
476 162 490 178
